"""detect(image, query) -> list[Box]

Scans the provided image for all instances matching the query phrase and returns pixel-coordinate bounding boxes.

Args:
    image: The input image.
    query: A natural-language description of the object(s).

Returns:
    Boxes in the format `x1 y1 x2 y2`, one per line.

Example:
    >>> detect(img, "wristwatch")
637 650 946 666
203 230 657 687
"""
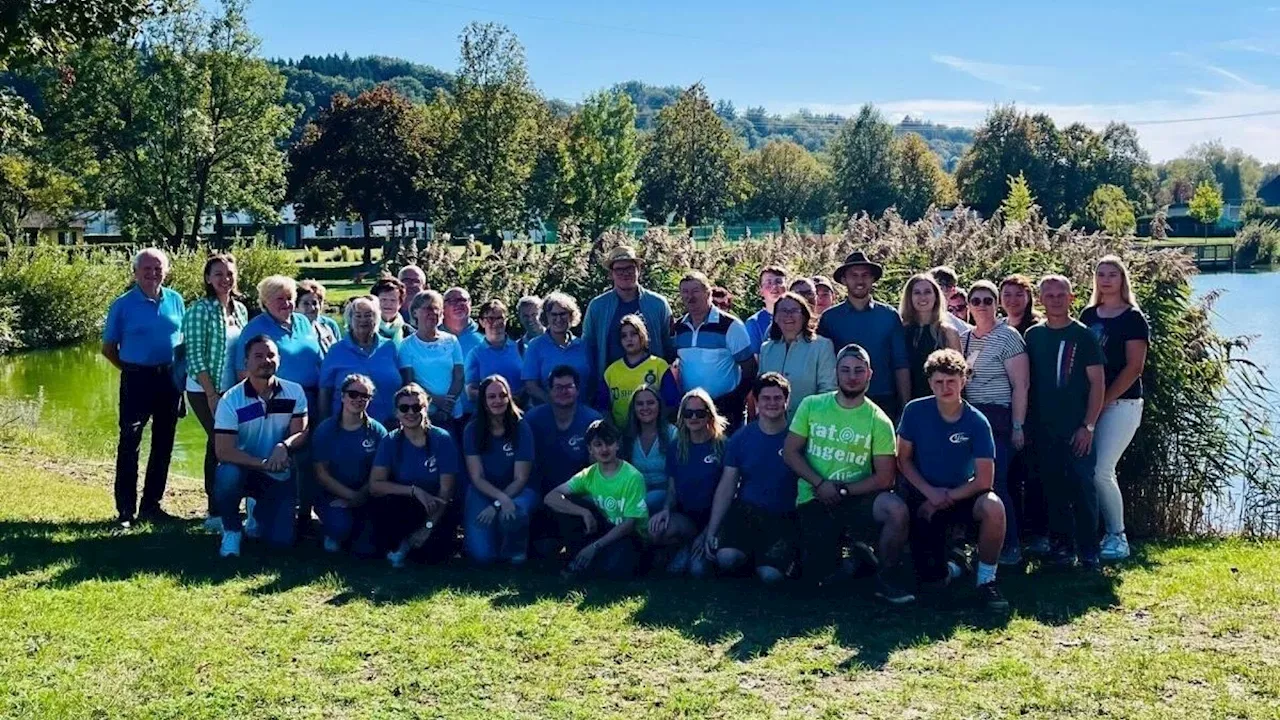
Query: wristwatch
493 500 502 508
425 521 435 530
838 485 849 497
1012 422 1024 432
1085 423 1096 433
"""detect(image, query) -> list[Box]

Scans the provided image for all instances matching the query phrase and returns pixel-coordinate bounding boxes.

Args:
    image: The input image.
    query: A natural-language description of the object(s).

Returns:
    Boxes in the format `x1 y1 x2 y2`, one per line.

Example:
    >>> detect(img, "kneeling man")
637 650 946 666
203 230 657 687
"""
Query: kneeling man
214 335 310 556
897 349 1008 610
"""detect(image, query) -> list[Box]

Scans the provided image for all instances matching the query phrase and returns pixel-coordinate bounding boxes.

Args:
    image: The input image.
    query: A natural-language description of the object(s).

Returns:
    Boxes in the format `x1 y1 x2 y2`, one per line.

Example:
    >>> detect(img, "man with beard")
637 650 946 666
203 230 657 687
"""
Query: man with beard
783 344 914 604
582 246 674 373
817 251 910 422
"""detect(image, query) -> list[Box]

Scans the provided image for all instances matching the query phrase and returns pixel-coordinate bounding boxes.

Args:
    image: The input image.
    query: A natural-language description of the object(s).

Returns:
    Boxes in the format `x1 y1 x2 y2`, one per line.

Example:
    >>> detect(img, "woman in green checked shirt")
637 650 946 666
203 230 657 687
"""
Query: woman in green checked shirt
182 253 248 532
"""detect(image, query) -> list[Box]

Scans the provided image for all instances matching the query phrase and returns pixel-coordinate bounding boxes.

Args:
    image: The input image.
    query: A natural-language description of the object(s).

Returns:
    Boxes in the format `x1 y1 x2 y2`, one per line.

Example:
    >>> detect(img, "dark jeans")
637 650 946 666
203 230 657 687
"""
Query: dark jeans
187 390 218 516
369 493 458 564
552 495 640 578
903 487 983 583
973 403 1016 548
1009 447 1047 538
115 365 182 519
1036 433 1099 558
797 493 879 581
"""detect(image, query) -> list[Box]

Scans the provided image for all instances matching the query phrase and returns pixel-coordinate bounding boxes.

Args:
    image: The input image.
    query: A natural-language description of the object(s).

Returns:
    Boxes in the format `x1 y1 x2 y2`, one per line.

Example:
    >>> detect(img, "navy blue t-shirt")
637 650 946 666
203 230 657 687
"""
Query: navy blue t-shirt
312 415 389 492
462 419 535 488
724 422 796 514
666 438 724 514
373 425 461 494
522 403 603 493
896 398 995 490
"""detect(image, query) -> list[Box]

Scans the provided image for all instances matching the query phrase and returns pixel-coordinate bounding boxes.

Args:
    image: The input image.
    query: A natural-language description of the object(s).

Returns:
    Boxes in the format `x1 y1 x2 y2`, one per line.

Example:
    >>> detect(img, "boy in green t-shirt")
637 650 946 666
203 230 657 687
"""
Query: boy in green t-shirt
544 420 648 578
784 344 914 604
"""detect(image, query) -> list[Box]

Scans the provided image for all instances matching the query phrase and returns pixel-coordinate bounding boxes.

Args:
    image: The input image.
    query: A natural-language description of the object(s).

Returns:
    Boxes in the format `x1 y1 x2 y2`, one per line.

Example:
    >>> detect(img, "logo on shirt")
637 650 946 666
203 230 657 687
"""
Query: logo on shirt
949 432 970 444
599 496 625 513
424 455 438 472
503 441 514 456
702 454 718 464
644 369 656 385
362 437 377 450
567 435 584 448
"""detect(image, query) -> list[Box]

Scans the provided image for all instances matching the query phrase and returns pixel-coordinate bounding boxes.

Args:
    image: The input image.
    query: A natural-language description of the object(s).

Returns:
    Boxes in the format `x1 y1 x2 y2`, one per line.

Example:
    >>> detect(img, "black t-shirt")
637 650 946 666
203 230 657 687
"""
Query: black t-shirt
1079 306 1149 400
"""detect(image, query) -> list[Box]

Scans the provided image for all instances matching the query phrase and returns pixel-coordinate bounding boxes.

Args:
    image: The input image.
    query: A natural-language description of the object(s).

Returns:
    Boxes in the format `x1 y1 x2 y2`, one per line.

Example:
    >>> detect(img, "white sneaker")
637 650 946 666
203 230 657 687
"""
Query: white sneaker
387 542 410 568
323 536 341 553
244 498 260 539
219 531 242 558
202 516 223 534
1099 532 1131 562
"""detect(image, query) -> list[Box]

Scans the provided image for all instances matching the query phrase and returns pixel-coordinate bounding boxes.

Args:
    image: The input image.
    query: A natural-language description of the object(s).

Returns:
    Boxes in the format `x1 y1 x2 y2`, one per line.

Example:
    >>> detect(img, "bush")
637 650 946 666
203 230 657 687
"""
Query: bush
0 246 128 350
1234 221 1280 266
307 246 321 262
169 235 297 309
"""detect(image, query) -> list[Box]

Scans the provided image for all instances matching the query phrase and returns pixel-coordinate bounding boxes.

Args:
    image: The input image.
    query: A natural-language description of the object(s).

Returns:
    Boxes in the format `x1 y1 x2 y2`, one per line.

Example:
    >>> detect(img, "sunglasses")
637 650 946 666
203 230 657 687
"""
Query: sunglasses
397 403 423 414
681 408 710 419
344 390 372 401
968 296 996 307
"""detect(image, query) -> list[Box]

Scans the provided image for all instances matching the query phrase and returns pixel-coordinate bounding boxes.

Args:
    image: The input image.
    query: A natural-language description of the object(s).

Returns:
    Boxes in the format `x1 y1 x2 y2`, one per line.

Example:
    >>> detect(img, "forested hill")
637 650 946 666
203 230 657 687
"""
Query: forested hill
270 56 974 166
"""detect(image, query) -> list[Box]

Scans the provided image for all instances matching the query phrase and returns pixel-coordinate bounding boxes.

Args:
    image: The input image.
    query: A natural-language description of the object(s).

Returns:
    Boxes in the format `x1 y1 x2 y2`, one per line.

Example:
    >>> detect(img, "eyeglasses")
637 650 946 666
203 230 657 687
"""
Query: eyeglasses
548 311 571 320
444 297 468 305
968 296 996 307
397 403 423 414
775 307 804 317
481 315 506 323
681 408 710 419
344 390 372 401
612 264 638 275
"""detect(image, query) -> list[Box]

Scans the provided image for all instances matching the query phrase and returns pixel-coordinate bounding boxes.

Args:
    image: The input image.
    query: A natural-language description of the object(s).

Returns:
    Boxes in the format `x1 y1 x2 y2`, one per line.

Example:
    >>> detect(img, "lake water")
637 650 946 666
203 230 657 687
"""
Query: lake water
0 270 1274 480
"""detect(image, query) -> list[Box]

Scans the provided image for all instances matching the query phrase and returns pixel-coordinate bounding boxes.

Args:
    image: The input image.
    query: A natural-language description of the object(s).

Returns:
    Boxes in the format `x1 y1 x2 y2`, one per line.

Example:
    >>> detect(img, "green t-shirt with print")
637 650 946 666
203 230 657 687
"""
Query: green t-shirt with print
788 392 896 505
565 460 650 526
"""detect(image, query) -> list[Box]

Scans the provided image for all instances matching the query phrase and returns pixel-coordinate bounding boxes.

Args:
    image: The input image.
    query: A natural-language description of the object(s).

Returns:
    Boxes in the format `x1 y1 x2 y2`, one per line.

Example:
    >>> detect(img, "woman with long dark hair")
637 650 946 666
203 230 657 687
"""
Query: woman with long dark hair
462 375 537 564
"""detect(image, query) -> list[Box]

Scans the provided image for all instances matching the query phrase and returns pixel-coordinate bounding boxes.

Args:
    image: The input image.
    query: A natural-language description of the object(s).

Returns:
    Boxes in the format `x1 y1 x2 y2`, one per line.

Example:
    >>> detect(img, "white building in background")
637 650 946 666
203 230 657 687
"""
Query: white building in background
80 205 433 247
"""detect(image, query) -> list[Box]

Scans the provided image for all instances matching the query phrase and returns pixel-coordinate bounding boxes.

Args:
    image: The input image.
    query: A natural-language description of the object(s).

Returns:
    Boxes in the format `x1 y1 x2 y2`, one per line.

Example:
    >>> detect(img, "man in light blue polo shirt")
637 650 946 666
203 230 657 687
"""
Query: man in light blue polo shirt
214 336 310 557
672 270 755 430
744 265 788 354
102 248 186 527
441 286 485 417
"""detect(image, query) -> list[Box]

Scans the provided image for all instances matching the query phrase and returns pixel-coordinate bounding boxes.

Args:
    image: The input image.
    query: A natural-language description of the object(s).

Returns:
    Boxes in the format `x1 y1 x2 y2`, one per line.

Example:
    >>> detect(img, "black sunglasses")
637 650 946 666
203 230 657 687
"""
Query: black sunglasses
397 403 423 414
681 408 710 419
344 390 372 401
968 296 996 307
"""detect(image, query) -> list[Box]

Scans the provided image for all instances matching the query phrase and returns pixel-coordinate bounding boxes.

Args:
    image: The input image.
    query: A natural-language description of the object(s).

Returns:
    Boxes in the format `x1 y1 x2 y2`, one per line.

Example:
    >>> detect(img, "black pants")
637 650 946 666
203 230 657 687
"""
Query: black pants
904 488 982 583
1009 447 1047 539
369 493 458 564
552 495 639 578
187 390 218 516
115 365 182 519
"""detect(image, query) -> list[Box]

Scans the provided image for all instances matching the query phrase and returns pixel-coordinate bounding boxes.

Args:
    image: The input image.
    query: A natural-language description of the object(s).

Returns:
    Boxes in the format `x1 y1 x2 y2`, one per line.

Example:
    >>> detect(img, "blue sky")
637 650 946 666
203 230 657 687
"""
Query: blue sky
239 0 1280 161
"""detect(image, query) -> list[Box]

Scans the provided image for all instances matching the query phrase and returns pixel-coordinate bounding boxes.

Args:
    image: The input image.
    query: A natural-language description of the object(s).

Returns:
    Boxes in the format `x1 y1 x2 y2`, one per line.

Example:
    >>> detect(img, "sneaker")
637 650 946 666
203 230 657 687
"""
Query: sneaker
1024 535 1052 557
323 536 341 553
999 545 1023 566
1080 554 1101 571
1049 547 1078 568
874 575 916 605
138 506 179 524
118 514 134 530
946 561 964 581
219 531 242 558
665 546 691 574
977 581 1009 611
243 498 260 539
845 542 880 578
1099 532 1131 562
386 542 409 569
202 516 224 533
948 545 972 576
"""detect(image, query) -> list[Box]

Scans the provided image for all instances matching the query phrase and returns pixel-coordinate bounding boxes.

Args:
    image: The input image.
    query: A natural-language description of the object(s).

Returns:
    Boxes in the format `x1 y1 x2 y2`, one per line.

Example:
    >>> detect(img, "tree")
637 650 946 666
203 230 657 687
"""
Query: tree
741 140 827 230
287 85 439 265
445 22 542 243
1001 172 1036 223
0 153 81 242
637 83 744 226
1188 180 1224 238
1086 184 1136 237
561 90 640 237
892 132 953 221
828 104 896 217
42 0 292 245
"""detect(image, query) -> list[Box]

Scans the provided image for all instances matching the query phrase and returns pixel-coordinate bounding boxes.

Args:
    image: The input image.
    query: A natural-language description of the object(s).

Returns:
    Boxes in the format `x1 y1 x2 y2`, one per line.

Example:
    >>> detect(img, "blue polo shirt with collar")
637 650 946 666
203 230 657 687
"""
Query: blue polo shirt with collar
103 285 186 366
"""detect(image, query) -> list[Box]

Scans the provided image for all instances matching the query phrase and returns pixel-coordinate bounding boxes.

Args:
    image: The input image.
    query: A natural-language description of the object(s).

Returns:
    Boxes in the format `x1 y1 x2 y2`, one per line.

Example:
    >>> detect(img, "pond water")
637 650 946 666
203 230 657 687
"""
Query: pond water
0 270 1273 480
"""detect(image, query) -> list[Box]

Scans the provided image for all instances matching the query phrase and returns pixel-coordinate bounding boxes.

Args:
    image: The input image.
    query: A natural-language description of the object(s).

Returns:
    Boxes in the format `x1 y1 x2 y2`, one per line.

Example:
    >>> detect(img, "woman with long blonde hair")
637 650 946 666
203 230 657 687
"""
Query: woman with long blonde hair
1081 254 1149 562
647 388 727 577
899 274 961 399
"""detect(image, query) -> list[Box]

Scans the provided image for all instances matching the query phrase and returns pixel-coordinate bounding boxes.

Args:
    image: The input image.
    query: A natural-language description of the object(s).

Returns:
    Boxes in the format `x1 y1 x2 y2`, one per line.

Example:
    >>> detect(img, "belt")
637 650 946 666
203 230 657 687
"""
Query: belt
122 362 173 374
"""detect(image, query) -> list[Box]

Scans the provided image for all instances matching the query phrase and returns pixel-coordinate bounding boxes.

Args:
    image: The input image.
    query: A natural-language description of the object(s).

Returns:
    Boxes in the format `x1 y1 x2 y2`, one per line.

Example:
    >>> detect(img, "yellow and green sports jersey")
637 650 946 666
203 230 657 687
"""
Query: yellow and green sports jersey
598 354 680 427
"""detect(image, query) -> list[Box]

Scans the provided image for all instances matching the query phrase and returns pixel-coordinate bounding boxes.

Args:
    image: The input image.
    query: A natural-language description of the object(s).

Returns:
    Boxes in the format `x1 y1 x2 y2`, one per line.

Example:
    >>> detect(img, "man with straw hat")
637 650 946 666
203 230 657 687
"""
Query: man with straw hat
582 246 675 376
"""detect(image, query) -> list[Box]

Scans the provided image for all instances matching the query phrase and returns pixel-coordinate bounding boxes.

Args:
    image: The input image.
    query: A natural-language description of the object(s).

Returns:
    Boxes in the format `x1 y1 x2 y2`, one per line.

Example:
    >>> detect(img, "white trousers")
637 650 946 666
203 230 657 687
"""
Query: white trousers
1094 398 1144 534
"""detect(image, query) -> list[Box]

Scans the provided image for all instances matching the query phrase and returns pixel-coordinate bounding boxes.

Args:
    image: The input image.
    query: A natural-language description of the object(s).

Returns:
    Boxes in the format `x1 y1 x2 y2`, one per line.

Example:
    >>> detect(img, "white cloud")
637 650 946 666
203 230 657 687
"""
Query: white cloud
1220 38 1280 57
1203 64 1262 89
931 55 1043 92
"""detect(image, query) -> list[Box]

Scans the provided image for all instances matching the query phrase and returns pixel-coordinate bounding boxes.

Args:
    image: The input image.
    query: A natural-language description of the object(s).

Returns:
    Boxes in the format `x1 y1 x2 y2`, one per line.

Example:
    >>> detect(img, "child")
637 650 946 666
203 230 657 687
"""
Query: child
596 314 679 427
543 420 649 578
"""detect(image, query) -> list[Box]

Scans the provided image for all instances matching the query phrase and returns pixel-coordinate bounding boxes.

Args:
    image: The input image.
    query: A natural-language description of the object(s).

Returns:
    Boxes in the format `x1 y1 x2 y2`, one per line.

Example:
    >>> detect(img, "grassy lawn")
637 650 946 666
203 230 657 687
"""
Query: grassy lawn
1 446 1278 718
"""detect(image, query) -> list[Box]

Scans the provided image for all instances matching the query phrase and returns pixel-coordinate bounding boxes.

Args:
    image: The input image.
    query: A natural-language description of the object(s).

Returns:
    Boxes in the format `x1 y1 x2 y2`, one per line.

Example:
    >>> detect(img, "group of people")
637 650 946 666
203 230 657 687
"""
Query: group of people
102 243 1149 609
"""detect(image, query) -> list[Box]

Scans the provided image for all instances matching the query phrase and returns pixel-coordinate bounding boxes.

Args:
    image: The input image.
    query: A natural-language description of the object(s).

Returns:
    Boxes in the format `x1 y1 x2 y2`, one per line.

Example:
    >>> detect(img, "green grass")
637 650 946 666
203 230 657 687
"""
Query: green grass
1 447 1279 718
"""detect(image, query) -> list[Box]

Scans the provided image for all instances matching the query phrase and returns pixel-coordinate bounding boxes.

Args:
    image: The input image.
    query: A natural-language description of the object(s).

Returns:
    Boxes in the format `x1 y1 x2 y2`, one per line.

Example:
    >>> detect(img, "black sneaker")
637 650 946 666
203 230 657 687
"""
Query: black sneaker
874 575 916 605
138 506 179 524
977 581 1009 611
1048 546 1078 568
1079 554 1101 571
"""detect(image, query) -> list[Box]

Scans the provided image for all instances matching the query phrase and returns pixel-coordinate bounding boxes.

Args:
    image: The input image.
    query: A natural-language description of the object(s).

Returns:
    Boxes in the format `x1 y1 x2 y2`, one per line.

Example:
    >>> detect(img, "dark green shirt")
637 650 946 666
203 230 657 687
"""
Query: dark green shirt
1025 320 1103 439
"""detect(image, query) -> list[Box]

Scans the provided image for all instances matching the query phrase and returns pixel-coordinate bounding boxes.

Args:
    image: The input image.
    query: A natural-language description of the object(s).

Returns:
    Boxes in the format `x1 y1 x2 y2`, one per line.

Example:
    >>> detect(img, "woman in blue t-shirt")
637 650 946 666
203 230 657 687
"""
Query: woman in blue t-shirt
368 383 461 567
621 384 677 514
311 374 388 554
462 375 537 564
466 299 525 409
648 388 727 577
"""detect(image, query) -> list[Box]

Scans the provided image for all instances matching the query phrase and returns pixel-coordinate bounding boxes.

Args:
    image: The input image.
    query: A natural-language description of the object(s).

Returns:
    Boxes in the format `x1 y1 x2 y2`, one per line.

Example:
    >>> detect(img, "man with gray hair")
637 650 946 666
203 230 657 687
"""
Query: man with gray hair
516 295 545 355
440 286 484 417
397 265 425 323
102 248 186 528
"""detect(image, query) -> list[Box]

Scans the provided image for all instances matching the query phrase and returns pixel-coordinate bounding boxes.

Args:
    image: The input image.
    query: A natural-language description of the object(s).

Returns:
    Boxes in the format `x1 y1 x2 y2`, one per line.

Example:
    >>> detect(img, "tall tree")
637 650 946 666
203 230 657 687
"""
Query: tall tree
1188 180 1224 238
741 140 827 230
446 22 541 243
287 85 439 265
561 90 640 237
892 132 953 221
637 83 743 226
829 104 896 217
1001 172 1036 223
0 153 81 242
42 0 292 245
1086 184 1136 236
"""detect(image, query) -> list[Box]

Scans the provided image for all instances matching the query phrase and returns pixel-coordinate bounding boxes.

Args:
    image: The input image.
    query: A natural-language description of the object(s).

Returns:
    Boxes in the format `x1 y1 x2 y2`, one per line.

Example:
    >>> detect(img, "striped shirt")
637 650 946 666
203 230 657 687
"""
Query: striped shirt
960 323 1025 407
672 308 753 399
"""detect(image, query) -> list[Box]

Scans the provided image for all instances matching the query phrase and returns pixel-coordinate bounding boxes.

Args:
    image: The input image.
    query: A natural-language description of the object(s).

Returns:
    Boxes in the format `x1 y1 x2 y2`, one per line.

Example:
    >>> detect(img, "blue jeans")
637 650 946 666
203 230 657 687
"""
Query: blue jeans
1036 433 1100 558
644 488 668 516
463 486 538 563
315 496 375 553
214 464 296 546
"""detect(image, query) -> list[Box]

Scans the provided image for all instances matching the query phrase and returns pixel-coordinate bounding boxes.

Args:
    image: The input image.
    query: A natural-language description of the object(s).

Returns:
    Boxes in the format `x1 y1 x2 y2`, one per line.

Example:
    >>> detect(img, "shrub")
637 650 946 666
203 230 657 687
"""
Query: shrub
1234 221 1280 267
0 246 128 350
339 246 352 262
169 235 297 309
307 246 321 262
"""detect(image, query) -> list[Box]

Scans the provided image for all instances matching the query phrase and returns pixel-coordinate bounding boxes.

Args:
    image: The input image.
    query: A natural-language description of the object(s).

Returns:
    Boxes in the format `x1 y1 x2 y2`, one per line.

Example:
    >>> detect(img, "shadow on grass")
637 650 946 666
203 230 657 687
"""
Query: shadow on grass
0 518 1154 668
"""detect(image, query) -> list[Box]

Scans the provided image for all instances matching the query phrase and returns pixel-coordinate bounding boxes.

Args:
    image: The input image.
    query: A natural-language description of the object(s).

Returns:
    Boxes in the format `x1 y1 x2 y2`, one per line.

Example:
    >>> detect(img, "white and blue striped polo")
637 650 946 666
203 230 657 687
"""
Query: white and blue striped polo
672 307 753 399
214 376 309 480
